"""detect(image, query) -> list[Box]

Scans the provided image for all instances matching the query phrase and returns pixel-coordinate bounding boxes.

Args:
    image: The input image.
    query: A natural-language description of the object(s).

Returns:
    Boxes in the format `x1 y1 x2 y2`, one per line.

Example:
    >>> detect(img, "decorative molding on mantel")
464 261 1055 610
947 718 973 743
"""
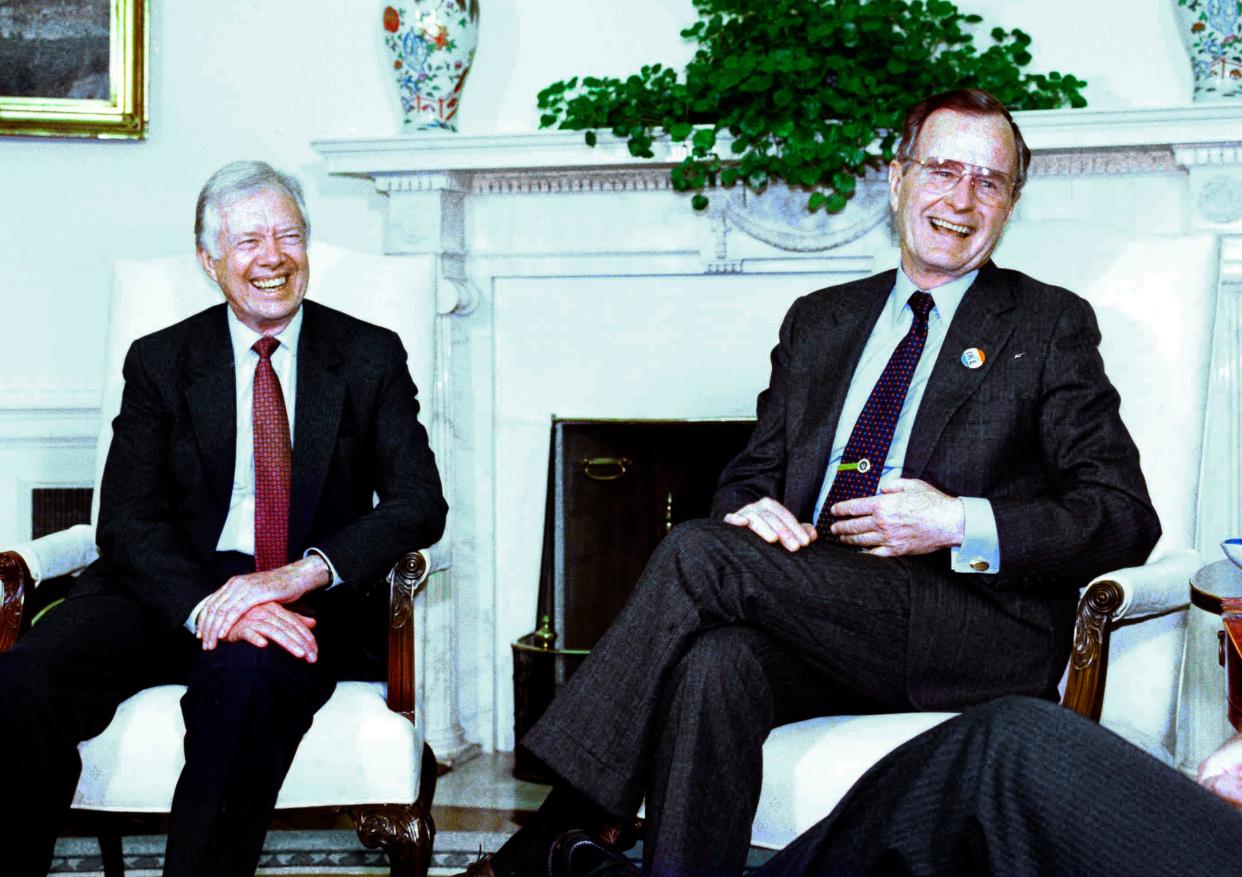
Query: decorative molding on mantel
471 168 675 195
1030 148 1178 177
313 104 1242 182
1173 144 1242 167
1222 236 1242 279
1014 104 1242 150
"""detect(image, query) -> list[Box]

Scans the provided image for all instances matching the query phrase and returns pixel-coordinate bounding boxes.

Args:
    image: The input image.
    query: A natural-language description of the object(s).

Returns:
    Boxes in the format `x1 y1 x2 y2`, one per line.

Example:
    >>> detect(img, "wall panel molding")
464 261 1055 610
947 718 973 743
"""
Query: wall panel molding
0 387 100 446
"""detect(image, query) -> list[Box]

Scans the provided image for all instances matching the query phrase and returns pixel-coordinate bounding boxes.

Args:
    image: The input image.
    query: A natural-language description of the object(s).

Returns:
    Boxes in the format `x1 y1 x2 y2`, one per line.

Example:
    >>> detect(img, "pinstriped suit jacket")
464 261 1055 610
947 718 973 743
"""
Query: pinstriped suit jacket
711 261 1160 708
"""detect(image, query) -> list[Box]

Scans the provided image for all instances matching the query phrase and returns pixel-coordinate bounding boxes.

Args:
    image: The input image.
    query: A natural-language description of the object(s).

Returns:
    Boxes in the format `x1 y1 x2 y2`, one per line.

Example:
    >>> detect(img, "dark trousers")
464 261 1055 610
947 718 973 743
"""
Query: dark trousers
0 582 337 876
523 519 921 877
756 696 1242 877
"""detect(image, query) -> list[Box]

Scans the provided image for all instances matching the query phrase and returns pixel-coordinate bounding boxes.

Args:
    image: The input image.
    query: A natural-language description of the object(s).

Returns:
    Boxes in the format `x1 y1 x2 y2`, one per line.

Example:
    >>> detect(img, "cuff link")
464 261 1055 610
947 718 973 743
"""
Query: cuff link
969 559 990 572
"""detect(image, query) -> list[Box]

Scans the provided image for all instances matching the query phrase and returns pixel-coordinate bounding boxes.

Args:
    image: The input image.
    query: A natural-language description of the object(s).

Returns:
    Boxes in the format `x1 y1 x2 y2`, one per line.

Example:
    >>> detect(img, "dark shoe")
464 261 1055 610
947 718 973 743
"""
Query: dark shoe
548 829 640 877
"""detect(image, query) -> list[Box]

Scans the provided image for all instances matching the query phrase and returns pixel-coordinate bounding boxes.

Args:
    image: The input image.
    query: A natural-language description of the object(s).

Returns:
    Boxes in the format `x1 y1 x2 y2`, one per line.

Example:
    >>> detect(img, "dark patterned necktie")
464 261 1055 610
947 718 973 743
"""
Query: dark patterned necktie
252 337 291 571
817 291 935 534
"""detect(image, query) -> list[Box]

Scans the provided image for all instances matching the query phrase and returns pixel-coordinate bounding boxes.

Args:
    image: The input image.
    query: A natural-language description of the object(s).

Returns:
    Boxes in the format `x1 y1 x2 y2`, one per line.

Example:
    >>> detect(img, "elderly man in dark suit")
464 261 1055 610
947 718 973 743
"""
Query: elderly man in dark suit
0 161 447 876
476 89 1160 877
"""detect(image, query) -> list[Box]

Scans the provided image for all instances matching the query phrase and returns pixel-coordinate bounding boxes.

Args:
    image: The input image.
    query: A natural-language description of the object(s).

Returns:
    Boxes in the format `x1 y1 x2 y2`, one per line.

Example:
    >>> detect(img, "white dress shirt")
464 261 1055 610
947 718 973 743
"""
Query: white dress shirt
217 305 302 555
185 306 340 632
810 268 1000 573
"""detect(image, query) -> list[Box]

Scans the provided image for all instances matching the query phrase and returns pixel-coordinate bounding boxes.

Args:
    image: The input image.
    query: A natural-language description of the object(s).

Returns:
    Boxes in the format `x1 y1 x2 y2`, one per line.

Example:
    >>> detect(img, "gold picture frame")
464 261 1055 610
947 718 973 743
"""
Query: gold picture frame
0 0 148 140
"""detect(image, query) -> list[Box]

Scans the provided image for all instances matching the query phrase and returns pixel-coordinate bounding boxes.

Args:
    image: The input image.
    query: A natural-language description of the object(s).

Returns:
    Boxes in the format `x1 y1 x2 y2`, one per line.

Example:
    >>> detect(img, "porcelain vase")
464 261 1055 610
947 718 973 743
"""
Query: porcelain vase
1172 0 1242 100
382 0 480 131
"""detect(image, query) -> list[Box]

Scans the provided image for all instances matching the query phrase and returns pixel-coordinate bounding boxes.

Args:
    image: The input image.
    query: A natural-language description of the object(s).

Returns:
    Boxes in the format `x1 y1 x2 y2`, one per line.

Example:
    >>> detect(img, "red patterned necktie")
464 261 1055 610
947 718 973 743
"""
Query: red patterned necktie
817 291 935 535
252 336 291 572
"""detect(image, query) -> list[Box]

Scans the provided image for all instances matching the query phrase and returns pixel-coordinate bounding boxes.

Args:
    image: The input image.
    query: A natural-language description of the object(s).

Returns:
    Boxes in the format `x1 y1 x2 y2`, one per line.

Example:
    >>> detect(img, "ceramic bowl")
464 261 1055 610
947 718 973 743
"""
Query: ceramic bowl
1224 538 1242 570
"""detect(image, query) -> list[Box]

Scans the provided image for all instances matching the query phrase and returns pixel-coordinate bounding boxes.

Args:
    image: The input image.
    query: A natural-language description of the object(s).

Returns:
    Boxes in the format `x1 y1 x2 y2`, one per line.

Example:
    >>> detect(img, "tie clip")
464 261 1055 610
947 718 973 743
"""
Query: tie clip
837 458 871 473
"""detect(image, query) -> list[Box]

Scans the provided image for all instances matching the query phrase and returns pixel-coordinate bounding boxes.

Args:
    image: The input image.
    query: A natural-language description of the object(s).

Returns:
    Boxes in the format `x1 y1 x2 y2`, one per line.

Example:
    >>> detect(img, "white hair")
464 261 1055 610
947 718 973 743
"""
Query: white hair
194 160 310 259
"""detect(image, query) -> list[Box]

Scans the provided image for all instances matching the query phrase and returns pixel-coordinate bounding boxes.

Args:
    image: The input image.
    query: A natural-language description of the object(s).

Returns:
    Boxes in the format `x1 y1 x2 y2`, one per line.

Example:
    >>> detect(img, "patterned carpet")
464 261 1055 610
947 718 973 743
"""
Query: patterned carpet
51 830 775 875
51 830 513 875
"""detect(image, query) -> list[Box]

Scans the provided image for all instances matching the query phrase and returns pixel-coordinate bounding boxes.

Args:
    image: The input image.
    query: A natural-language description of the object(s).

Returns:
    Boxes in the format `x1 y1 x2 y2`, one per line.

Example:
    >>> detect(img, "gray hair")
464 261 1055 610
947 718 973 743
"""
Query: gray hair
896 89 1031 195
194 160 311 259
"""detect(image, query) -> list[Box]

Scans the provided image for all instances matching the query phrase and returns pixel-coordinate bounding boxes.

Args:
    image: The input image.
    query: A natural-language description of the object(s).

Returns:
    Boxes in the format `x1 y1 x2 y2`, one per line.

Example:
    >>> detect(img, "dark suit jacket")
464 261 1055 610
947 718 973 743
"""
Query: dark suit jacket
711 262 1160 708
78 300 448 657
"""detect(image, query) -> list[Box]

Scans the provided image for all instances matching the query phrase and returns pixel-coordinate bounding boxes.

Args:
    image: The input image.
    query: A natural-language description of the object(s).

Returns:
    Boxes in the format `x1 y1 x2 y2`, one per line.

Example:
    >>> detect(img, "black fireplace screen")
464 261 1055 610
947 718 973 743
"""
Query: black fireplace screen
513 417 754 780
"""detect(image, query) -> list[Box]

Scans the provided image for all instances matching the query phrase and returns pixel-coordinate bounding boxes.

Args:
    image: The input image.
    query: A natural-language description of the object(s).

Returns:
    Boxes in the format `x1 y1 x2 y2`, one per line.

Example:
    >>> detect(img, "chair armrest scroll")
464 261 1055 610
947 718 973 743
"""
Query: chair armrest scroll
1060 549 1201 721
1061 578 1125 721
0 550 32 653
386 549 431 716
1100 549 1201 621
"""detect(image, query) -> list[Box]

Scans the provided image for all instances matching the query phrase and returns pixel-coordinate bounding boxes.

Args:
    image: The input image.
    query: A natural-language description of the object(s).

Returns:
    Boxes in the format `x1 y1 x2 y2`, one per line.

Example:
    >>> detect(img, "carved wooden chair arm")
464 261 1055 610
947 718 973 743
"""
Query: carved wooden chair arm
0 550 32 654
1061 578 1125 721
385 549 431 717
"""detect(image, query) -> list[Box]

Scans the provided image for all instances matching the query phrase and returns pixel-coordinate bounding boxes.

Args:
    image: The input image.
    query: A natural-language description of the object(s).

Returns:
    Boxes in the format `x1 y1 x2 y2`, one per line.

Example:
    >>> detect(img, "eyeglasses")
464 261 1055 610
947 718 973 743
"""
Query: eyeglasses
905 156 1016 207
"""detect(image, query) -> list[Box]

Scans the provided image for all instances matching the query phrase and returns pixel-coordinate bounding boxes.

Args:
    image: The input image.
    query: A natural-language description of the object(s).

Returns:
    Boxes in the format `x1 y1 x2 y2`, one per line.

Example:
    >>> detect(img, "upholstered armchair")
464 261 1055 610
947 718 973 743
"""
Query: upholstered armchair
751 229 1218 850
0 244 447 877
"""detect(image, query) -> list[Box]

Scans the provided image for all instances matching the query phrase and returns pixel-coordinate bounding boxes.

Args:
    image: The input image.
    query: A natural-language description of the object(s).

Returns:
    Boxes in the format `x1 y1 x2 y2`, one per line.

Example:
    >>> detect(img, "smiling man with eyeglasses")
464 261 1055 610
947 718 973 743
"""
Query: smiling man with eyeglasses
477 89 1160 877
888 98 1024 295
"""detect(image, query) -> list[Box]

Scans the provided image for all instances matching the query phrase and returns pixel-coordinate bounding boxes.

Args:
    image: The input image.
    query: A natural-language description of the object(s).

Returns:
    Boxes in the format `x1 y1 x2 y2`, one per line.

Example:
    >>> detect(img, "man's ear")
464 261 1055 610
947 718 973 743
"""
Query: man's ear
1002 187 1021 226
888 159 904 213
196 247 220 284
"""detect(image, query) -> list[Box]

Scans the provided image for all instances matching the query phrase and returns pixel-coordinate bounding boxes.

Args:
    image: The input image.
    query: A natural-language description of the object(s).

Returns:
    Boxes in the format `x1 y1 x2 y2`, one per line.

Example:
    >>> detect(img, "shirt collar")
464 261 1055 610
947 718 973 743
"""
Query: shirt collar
225 304 303 363
890 267 978 328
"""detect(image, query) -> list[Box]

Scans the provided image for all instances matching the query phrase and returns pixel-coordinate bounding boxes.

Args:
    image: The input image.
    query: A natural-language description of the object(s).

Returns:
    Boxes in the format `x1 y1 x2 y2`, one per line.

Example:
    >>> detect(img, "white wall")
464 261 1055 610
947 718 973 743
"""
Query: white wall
0 0 1189 416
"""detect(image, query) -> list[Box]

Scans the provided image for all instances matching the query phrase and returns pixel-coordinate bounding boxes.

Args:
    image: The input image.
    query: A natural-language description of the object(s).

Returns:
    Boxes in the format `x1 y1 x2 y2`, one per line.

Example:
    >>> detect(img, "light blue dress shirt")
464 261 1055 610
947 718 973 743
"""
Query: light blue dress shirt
810 268 1000 574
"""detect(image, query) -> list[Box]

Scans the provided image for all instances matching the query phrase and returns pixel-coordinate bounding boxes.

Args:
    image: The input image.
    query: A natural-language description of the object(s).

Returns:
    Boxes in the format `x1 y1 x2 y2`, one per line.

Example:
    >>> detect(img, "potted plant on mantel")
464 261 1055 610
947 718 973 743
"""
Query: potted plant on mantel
537 0 1087 214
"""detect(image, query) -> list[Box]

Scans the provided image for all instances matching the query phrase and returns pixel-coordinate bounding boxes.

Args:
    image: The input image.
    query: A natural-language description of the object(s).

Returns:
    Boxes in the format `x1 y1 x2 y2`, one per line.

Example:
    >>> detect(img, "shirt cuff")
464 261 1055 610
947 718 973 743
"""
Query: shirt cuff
304 547 343 588
186 595 210 634
950 497 1000 574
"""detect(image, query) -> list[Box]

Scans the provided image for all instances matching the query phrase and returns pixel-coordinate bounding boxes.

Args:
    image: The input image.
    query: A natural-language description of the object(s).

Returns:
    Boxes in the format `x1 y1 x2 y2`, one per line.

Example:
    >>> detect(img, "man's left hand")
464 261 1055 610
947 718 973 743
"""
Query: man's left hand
1198 732 1242 810
197 554 331 650
829 478 964 557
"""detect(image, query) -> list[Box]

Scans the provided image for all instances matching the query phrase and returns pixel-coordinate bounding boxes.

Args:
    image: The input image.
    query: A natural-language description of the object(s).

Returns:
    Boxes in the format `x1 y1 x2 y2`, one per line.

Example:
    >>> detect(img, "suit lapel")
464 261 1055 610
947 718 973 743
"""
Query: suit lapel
288 302 346 553
785 271 893 518
184 306 237 522
903 262 1017 478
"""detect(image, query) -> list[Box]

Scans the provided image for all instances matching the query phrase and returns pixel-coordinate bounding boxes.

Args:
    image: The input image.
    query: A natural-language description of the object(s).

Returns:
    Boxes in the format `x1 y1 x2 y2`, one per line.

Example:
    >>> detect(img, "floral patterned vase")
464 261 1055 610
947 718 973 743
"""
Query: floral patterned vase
1173 0 1242 100
382 1 480 131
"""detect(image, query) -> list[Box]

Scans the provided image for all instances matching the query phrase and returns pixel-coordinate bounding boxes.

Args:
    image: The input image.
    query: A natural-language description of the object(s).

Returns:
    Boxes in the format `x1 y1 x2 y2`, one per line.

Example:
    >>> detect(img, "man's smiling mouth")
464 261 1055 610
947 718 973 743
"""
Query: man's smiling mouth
251 277 287 290
929 217 972 237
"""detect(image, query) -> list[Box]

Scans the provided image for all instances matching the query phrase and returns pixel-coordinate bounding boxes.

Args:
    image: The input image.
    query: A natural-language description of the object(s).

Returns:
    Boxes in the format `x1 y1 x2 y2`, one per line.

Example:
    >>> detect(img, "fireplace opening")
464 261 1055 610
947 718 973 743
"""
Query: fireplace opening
512 417 754 780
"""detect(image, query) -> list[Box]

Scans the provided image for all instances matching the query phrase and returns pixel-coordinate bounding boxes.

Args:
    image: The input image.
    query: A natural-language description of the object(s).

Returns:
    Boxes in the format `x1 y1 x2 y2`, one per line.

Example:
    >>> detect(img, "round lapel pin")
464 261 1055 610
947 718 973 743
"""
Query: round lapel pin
961 348 986 369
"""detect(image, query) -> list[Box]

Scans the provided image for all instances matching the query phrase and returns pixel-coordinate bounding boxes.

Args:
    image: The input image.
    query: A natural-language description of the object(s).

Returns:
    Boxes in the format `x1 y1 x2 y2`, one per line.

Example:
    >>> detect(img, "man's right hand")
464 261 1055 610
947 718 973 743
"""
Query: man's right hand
1198 731 1242 809
221 601 319 663
723 497 817 552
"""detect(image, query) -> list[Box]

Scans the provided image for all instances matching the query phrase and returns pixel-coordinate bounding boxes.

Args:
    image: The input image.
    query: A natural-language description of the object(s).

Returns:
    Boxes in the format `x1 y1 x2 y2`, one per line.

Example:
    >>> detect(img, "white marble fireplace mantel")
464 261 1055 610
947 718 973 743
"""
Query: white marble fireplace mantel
316 103 1242 174
313 103 1242 755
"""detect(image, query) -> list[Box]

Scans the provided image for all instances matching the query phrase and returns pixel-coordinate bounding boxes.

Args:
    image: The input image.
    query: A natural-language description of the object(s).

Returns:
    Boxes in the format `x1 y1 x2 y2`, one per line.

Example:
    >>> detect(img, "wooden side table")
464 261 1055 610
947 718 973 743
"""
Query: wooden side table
1176 560 1242 774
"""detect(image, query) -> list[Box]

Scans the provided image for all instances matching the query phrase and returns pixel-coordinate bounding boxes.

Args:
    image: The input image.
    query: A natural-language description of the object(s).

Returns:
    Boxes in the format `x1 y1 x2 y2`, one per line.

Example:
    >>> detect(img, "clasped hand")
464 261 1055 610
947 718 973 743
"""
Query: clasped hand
196 555 329 662
1198 732 1242 810
724 478 963 556
829 478 964 556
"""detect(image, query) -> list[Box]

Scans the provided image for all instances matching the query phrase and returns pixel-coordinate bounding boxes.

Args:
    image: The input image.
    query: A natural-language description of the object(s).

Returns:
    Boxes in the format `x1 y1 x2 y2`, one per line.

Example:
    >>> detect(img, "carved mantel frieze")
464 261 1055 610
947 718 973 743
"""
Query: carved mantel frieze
1172 144 1242 230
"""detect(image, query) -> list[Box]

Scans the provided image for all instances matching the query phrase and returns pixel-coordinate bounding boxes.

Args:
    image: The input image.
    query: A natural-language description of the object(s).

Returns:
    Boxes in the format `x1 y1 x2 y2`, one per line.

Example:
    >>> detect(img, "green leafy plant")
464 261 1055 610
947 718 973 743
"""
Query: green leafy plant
537 0 1086 213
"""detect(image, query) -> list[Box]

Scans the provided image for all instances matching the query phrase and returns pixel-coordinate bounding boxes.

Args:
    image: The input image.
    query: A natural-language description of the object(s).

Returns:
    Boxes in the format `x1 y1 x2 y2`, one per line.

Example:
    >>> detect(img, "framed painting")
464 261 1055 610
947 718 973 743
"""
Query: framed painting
0 0 147 139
